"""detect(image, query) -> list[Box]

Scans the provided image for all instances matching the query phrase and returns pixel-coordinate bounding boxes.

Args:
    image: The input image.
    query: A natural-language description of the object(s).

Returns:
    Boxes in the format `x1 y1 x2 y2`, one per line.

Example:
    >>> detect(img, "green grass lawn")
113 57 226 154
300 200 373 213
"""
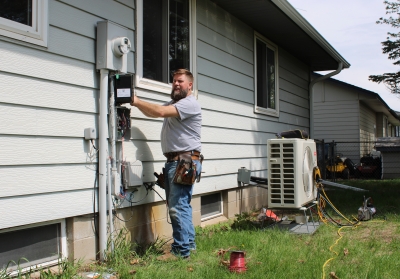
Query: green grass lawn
4 179 400 279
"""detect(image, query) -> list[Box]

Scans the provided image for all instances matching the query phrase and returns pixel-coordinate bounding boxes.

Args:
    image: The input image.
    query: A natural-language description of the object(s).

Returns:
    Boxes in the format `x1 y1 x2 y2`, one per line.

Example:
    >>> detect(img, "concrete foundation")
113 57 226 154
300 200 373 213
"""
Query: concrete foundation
66 185 268 262
66 215 98 264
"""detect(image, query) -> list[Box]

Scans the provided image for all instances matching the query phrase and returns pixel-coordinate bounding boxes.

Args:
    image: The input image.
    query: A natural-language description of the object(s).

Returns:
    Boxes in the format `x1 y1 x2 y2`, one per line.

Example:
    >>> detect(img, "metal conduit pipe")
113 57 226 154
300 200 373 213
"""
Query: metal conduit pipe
309 62 343 139
99 68 109 261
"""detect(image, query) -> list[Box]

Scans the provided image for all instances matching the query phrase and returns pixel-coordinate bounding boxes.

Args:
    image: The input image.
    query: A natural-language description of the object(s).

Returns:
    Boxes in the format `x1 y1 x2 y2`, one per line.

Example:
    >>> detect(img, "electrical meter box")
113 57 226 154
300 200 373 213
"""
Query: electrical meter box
96 20 132 73
114 74 133 104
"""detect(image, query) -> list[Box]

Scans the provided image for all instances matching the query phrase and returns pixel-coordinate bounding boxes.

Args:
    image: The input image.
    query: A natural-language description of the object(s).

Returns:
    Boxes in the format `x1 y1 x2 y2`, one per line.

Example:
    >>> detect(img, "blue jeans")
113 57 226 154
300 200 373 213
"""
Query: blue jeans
164 160 201 257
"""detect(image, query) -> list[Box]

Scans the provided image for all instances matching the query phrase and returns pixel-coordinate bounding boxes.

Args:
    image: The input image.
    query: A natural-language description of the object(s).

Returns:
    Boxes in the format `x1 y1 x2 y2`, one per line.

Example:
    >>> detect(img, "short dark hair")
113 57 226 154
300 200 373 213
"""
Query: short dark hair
172 69 193 82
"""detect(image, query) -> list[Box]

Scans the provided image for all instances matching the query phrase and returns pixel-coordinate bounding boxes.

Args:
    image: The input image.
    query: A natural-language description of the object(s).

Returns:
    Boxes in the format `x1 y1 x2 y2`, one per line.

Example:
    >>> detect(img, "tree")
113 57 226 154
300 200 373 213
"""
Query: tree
369 0 400 95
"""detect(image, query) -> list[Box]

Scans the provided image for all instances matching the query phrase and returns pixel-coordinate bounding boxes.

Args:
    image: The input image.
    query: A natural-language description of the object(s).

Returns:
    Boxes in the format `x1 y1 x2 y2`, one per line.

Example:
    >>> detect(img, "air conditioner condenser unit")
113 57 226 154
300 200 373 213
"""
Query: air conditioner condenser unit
267 138 318 209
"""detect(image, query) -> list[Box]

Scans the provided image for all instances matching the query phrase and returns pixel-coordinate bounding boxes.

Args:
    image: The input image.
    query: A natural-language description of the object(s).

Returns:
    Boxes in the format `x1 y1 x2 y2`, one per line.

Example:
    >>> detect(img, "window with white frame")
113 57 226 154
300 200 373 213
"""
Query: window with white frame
201 192 222 220
0 0 48 47
254 33 279 116
0 220 66 274
137 0 195 91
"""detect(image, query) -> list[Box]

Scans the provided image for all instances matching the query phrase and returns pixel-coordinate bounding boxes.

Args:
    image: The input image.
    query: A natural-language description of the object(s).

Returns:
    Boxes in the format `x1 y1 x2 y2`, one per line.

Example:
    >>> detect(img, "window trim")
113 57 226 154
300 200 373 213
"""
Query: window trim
0 0 48 47
1 219 67 275
135 0 197 96
254 31 279 117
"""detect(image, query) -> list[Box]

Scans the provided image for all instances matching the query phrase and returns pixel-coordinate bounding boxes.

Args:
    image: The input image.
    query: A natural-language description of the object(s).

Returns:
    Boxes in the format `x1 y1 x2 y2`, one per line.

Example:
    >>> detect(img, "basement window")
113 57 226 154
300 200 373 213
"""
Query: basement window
254 32 279 117
201 192 222 220
0 221 66 274
0 0 48 47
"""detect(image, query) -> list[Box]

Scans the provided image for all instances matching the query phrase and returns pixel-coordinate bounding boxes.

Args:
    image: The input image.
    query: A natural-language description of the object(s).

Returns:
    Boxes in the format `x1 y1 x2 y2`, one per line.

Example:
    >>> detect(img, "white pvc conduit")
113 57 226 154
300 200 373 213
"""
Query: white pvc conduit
99 68 109 261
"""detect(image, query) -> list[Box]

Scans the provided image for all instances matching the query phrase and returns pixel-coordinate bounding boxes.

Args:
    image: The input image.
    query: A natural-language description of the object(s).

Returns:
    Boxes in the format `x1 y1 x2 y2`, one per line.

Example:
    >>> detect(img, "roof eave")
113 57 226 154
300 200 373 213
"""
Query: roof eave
271 0 350 69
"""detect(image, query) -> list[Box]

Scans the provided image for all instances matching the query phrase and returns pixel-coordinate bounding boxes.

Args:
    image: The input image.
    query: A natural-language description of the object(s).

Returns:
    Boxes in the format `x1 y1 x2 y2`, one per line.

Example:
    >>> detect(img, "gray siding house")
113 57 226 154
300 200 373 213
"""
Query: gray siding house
0 0 349 269
313 75 400 161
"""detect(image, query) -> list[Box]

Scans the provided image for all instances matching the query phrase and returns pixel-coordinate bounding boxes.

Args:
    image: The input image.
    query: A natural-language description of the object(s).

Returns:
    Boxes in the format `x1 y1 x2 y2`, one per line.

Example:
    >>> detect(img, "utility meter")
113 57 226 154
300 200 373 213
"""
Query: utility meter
96 21 132 73
112 37 131 57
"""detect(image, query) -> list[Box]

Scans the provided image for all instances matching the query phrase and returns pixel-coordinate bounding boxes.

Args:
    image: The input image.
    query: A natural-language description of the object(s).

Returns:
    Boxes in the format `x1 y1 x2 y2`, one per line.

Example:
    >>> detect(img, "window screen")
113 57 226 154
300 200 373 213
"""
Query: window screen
0 0 32 26
0 223 61 270
201 193 222 219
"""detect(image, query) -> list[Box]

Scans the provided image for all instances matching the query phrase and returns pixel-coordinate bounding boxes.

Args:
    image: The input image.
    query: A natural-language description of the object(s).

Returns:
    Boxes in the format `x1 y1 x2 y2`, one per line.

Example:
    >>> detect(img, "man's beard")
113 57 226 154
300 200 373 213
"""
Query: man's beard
170 88 188 102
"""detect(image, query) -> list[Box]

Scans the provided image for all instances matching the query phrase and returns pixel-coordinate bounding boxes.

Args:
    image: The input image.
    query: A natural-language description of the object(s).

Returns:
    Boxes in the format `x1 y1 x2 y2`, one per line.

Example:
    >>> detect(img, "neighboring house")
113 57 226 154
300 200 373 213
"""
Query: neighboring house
0 0 349 269
313 74 400 162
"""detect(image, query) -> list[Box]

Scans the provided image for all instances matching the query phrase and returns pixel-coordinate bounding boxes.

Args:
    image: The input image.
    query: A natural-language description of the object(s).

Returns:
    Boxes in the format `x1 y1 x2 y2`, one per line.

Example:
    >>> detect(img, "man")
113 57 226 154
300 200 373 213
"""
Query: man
130 69 202 259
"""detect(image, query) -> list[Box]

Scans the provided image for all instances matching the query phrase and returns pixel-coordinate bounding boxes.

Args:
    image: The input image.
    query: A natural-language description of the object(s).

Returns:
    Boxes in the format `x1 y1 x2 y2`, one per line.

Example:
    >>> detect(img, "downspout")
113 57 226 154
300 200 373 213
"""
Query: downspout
99 68 109 261
309 62 343 138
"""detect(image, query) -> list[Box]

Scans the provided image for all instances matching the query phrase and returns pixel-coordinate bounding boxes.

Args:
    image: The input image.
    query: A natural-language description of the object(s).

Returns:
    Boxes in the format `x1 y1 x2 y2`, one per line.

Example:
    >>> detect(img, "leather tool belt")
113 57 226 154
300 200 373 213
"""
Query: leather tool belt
164 150 200 162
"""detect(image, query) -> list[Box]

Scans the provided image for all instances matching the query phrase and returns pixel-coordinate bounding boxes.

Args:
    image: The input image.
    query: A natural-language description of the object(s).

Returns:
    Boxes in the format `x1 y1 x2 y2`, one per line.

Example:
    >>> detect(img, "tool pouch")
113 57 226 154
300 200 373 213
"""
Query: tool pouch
173 153 196 185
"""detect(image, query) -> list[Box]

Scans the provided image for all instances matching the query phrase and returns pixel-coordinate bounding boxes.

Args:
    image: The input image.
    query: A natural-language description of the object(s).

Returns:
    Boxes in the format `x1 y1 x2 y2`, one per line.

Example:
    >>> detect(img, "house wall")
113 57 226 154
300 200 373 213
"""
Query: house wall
313 81 360 142
376 113 383 137
194 0 310 184
0 0 311 263
0 0 135 263
359 103 376 142
0 0 135 230
382 152 400 179
359 103 376 156
313 80 360 162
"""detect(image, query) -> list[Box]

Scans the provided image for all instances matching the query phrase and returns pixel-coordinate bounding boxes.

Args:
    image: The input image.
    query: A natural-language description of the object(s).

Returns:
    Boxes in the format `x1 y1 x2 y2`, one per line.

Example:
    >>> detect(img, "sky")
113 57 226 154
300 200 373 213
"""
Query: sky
287 0 400 112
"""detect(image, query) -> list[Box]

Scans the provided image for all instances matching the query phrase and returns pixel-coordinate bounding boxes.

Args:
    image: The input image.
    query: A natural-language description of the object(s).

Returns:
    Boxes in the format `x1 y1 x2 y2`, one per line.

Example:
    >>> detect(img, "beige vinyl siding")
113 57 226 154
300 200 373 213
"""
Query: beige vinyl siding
0 0 135 230
313 81 359 142
359 103 376 156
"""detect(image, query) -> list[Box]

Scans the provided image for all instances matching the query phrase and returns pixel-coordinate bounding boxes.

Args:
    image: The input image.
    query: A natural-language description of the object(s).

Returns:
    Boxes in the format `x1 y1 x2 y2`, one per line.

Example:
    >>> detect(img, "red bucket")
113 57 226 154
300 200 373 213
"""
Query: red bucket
229 251 247 273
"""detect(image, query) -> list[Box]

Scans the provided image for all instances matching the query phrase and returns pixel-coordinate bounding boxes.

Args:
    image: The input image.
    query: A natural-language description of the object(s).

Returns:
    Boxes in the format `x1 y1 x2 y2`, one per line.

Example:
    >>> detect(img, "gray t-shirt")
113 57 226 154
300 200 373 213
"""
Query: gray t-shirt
161 95 202 153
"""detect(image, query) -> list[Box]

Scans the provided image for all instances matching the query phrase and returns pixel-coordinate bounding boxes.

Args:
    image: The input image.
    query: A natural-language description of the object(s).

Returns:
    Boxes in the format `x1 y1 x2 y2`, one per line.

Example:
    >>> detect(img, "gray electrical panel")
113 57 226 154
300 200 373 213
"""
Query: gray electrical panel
122 161 143 188
237 167 251 184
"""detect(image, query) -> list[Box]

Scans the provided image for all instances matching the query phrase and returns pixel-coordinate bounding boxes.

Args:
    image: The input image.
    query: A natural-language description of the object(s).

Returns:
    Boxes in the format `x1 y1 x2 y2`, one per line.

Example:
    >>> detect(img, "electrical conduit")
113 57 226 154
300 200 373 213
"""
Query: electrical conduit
99 68 109 261
108 74 117 252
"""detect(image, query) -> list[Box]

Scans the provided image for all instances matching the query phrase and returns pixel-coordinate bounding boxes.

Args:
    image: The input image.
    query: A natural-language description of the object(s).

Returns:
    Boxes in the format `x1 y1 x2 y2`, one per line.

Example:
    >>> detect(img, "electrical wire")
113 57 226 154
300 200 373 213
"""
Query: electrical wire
320 186 356 225
125 188 150 204
93 170 99 238
86 140 99 171
322 226 346 279
317 184 365 279
144 183 172 225
111 184 152 223
86 139 99 237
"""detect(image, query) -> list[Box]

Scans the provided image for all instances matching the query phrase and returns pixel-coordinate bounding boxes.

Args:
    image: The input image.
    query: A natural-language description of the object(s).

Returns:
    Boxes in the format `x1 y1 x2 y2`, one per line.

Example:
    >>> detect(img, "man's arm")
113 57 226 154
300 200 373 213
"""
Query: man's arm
131 95 179 118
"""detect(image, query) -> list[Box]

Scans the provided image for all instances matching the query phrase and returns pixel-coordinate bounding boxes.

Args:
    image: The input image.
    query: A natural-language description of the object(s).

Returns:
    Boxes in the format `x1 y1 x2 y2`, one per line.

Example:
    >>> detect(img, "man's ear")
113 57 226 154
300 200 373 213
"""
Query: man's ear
189 82 193 90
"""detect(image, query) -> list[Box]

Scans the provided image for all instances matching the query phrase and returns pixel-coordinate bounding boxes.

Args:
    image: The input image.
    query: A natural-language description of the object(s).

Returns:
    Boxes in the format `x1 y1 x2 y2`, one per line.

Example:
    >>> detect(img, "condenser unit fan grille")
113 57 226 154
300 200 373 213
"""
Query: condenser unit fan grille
269 143 295 205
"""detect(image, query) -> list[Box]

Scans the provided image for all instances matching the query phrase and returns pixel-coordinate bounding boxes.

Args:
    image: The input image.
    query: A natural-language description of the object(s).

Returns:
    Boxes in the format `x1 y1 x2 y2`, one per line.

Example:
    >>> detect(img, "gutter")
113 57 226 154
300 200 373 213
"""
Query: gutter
309 62 343 138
